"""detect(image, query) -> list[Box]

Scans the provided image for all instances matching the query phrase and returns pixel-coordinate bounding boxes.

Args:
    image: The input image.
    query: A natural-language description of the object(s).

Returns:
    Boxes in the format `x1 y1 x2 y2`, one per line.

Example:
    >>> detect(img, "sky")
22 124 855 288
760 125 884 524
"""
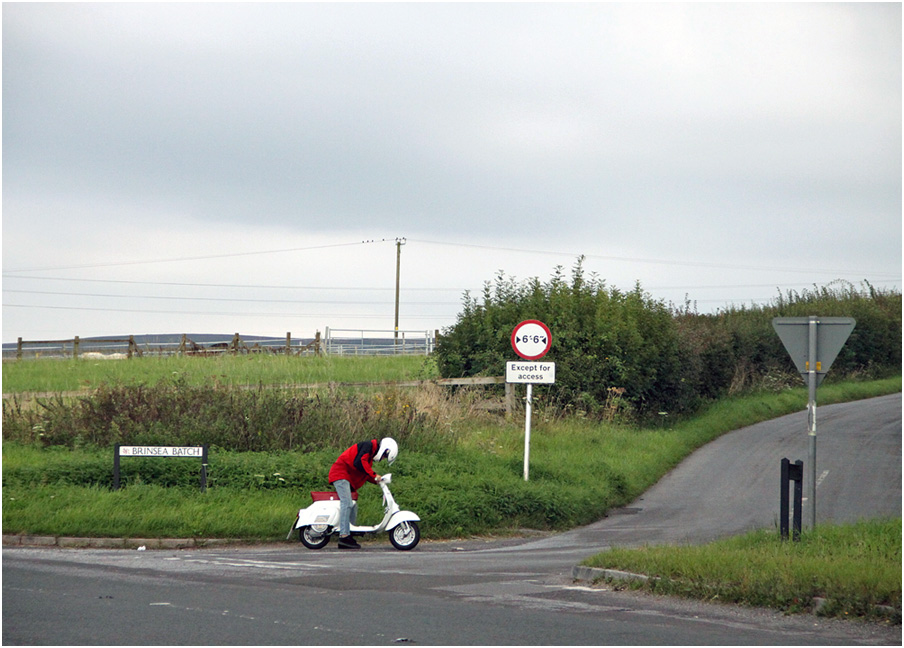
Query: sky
3 2 901 345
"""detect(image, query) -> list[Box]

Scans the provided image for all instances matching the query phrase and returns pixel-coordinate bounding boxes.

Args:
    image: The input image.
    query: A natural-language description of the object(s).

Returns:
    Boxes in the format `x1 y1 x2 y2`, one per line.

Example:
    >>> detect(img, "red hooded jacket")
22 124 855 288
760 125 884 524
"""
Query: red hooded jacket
328 440 379 491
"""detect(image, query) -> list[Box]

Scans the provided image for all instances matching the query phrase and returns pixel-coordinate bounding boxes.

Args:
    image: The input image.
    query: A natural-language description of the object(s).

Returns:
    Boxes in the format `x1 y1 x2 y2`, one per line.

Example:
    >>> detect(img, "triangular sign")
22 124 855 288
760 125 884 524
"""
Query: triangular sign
772 317 855 387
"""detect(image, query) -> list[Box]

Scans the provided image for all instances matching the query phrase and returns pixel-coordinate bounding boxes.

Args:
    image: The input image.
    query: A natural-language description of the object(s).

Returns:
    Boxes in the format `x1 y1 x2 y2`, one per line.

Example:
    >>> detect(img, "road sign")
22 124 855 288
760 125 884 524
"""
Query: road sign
510 320 553 481
511 320 551 360
771 316 855 531
114 444 209 491
772 317 856 387
506 361 556 384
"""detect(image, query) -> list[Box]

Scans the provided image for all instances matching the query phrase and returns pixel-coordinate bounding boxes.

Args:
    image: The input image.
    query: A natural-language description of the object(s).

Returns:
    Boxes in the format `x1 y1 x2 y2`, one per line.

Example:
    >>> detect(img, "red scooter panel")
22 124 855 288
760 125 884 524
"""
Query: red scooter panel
310 491 357 502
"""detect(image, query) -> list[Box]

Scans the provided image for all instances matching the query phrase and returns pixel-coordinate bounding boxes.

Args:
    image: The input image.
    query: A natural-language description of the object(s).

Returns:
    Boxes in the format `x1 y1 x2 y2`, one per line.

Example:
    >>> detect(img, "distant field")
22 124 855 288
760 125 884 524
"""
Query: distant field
2 354 441 394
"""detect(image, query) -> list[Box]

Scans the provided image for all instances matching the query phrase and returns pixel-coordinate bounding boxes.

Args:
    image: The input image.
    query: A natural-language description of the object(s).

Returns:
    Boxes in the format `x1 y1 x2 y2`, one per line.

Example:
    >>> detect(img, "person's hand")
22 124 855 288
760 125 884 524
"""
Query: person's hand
375 474 382 483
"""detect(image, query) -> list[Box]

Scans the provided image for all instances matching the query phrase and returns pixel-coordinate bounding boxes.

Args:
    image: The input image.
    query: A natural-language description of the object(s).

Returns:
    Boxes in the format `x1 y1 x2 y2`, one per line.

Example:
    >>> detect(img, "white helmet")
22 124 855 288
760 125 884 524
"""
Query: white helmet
375 437 398 465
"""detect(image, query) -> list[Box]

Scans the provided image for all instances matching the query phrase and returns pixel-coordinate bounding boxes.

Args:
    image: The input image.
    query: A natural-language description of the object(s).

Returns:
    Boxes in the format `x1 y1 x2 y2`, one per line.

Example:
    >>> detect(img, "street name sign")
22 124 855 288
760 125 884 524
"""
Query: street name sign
118 445 205 457
114 444 209 491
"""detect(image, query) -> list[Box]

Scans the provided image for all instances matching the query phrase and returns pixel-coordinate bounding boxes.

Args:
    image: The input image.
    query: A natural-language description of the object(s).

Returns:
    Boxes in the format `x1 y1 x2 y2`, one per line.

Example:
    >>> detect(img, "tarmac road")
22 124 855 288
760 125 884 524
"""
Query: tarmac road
3 393 901 645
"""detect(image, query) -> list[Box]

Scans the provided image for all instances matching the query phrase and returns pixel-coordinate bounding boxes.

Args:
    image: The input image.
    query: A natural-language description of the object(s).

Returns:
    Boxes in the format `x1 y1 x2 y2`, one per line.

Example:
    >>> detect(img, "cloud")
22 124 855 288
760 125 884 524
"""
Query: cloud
2 3 900 341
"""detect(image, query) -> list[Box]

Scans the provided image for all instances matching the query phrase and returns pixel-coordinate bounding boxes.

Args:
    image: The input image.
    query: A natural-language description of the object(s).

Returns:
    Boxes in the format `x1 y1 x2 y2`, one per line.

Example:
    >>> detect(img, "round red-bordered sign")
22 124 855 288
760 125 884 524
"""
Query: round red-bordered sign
511 320 552 360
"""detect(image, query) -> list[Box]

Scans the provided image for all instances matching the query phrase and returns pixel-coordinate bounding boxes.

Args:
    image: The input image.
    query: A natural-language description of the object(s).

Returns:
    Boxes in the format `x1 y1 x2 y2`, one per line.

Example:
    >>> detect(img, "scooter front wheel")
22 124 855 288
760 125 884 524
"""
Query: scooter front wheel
389 521 420 550
299 525 331 550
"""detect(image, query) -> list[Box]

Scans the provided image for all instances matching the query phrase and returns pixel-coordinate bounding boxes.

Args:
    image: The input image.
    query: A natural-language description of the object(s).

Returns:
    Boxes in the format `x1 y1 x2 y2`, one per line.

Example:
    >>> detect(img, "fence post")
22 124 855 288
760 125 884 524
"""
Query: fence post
73 336 80 360
315 331 322 356
200 445 209 491
286 332 291 355
17 337 22 361
232 332 240 355
113 444 121 490
128 335 135 359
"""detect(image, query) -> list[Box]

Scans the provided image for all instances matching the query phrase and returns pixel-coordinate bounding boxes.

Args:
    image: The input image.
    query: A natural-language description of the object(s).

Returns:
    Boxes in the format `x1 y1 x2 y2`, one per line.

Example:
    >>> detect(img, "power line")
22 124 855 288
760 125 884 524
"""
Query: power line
5 237 899 279
2 303 445 320
4 273 896 294
2 288 459 306
408 239 902 278
1 274 464 292
2 240 382 273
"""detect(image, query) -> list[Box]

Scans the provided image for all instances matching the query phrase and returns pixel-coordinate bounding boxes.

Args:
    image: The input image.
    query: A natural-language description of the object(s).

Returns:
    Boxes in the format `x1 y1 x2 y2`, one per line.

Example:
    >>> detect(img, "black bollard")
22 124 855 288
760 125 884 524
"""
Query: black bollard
780 458 803 541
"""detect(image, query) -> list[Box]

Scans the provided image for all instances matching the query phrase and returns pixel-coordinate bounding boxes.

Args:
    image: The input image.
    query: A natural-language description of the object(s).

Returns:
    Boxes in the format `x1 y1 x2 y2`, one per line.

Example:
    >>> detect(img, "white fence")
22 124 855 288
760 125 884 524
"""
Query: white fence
324 328 436 356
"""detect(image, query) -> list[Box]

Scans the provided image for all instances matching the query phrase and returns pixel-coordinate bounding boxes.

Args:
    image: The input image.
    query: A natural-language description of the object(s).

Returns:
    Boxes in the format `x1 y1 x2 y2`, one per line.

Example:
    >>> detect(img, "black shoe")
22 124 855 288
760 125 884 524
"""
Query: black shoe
338 536 361 550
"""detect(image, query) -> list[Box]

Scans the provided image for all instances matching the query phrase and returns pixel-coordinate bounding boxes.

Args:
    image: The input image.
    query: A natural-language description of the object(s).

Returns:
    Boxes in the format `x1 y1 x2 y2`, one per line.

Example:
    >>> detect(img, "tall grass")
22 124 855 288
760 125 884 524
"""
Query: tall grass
1 378 495 453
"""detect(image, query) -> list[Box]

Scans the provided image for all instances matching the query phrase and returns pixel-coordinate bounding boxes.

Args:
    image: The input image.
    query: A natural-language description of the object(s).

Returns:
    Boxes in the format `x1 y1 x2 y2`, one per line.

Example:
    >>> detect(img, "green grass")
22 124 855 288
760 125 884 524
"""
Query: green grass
581 518 901 622
2 373 900 621
2 354 440 393
4 376 899 541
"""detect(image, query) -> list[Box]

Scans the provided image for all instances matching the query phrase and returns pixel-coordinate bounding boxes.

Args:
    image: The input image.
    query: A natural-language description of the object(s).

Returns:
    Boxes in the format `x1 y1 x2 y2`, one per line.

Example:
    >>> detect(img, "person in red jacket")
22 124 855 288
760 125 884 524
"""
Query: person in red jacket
328 437 398 549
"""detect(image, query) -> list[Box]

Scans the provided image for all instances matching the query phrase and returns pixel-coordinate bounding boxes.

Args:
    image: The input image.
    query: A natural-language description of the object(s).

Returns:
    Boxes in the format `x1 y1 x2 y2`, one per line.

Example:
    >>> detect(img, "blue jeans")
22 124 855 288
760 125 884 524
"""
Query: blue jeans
333 479 357 536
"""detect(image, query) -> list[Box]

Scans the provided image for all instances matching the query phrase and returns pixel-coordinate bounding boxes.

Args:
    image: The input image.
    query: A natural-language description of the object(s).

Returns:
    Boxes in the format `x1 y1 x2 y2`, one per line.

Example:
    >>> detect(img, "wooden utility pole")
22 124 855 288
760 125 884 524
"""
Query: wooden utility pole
394 238 406 343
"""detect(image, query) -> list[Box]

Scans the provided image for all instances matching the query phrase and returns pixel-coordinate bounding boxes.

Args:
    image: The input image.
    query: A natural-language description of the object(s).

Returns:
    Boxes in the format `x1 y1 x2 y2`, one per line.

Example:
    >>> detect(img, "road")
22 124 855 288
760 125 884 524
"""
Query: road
4 393 901 645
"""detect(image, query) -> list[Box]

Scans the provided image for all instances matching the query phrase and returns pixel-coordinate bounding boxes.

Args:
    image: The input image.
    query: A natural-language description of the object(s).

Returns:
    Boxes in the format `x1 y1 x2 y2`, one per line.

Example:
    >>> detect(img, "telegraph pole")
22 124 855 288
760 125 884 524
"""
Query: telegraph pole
394 238 406 343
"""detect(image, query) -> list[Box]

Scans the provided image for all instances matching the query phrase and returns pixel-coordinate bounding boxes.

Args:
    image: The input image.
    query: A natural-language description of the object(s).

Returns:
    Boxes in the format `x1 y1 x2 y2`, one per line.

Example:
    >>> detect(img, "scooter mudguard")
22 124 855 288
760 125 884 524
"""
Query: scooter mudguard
293 502 340 530
386 510 420 530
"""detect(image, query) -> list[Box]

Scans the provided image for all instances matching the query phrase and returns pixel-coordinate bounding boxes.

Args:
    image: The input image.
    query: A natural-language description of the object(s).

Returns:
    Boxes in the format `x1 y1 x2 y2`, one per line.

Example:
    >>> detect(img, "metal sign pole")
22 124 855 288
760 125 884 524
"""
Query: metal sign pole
523 383 533 481
772 315 855 533
807 316 818 529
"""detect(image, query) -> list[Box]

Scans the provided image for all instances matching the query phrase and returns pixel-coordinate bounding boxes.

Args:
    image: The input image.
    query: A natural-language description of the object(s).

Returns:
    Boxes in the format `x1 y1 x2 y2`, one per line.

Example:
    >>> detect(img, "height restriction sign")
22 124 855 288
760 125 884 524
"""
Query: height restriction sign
511 320 552 360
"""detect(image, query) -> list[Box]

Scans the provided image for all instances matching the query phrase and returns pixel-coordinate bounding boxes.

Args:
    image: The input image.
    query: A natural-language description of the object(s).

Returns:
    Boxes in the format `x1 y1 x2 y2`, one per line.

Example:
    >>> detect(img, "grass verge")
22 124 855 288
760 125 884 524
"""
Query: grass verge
580 518 901 623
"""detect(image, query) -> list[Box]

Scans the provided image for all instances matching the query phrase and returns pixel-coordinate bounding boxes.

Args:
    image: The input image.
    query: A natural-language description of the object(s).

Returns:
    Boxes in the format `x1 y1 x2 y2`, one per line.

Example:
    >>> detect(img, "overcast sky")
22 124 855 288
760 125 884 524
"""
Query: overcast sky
3 3 901 345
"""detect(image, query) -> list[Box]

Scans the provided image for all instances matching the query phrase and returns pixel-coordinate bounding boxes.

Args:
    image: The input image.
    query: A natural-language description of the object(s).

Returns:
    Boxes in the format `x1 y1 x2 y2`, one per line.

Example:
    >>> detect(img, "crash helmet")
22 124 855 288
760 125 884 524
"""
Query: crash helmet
375 437 398 465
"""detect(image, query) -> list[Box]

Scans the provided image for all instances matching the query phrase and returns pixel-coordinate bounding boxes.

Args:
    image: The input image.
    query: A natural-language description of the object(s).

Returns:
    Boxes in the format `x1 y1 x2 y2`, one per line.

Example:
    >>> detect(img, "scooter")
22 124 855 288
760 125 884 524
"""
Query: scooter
288 474 421 550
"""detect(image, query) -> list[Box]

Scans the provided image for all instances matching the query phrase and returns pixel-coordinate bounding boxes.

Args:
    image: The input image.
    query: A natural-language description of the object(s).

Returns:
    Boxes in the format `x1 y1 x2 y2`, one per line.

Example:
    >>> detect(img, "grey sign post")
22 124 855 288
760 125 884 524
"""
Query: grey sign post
772 316 855 529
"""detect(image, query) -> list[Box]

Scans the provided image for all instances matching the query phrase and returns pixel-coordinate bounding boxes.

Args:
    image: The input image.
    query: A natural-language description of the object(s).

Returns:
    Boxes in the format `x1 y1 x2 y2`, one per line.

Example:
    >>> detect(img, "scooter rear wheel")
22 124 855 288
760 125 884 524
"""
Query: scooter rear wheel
389 521 420 550
299 526 331 549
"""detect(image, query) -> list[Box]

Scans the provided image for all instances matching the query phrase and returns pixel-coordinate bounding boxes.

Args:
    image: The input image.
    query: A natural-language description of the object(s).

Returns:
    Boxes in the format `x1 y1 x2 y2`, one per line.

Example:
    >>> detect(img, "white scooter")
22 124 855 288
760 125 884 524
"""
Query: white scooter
288 474 421 550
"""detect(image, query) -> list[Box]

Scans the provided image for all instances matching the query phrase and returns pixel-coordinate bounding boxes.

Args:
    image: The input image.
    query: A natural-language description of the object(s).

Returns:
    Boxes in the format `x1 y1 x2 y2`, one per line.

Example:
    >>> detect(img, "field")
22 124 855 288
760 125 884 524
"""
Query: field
2 354 439 393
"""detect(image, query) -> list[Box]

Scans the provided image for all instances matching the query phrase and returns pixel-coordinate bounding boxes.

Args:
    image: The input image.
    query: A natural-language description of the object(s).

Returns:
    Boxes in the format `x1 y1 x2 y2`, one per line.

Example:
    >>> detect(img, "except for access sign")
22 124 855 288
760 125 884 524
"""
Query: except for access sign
511 320 552 360
506 361 556 384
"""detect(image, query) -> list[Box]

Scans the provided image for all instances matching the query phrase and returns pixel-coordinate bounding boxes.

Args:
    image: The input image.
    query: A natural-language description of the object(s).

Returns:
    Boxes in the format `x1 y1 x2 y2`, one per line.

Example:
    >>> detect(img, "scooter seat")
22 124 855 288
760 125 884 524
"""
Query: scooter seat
310 491 357 502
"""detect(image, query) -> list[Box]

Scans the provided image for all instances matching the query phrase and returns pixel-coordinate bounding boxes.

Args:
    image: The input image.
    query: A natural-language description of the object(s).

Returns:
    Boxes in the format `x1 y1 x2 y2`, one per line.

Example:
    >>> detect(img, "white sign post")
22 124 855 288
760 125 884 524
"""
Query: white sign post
509 320 554 481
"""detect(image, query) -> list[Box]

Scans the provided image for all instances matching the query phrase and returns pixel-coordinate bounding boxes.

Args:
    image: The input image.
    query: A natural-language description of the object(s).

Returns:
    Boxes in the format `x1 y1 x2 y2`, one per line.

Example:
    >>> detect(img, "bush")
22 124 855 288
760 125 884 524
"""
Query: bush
435 263 901 419
435 259 695 418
